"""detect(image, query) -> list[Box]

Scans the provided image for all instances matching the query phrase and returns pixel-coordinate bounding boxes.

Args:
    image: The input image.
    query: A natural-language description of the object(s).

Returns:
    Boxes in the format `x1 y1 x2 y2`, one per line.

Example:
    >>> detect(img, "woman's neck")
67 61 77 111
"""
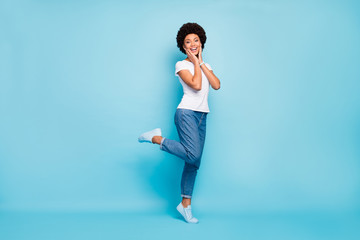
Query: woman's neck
185 55 199 62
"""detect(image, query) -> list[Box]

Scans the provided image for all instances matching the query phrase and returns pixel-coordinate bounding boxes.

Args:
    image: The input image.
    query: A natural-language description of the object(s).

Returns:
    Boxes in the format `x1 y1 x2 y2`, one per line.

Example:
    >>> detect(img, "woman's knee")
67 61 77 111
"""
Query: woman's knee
187 151 202 167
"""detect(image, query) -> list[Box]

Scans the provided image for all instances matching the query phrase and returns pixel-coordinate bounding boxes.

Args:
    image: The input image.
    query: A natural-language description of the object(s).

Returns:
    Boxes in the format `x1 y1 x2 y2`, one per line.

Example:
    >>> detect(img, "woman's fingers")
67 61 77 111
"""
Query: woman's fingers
186 49 194 58
186 49 191 59
185 48 199 64
186 49 192 57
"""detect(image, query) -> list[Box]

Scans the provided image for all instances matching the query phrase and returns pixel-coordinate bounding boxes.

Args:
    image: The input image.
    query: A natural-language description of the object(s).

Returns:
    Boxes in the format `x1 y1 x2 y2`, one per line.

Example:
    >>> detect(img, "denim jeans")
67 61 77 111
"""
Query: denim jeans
160 108 207 198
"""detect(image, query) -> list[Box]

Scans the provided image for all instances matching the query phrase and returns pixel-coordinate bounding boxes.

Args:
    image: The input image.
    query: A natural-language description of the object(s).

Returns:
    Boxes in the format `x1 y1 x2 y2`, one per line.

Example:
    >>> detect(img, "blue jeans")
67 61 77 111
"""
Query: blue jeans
160 108 207 198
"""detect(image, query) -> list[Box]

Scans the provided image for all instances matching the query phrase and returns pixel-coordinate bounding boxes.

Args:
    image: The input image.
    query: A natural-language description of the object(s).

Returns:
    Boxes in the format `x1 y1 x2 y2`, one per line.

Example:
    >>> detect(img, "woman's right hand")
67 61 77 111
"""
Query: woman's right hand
185 48 199 65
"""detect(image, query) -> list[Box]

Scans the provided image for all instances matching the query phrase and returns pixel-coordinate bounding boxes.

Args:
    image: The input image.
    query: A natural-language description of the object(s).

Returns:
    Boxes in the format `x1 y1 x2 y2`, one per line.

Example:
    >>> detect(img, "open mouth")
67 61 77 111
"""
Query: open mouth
190 48 197 52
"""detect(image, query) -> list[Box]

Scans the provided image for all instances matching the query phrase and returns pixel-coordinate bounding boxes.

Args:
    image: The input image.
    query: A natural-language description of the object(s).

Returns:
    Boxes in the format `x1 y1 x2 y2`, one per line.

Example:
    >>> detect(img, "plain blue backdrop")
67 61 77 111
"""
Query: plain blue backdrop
1 0 360 219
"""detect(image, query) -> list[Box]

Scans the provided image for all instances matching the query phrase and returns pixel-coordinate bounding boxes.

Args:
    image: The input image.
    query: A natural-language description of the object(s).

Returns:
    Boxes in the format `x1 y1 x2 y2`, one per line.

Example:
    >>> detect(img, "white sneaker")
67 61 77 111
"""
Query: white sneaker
176 202 199 224
138 128 162 143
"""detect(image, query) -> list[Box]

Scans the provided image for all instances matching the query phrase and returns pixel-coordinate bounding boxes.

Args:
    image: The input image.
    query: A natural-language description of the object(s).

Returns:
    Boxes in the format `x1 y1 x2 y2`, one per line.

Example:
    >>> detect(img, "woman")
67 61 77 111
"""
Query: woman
138 22 220 224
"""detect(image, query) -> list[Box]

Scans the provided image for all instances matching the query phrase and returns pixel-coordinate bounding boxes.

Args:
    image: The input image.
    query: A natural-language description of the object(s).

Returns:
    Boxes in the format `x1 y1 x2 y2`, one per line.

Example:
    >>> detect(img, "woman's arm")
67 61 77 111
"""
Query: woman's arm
200 65 220 90
178 49 202 91
198 47 220 90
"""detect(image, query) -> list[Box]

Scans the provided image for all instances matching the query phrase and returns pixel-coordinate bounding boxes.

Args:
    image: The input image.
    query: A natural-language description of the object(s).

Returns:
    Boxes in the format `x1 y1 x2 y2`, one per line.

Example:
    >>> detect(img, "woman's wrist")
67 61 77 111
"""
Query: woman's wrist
199 62 205 66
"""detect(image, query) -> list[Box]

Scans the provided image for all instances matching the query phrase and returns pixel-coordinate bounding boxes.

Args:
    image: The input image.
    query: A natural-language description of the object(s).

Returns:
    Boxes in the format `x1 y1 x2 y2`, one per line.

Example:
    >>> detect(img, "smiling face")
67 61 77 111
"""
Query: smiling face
183 33 201 55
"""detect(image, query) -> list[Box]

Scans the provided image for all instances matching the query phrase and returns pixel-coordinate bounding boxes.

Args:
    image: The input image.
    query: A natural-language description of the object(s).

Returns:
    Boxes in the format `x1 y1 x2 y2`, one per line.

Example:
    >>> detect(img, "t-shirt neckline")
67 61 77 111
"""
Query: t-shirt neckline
183 59 195 64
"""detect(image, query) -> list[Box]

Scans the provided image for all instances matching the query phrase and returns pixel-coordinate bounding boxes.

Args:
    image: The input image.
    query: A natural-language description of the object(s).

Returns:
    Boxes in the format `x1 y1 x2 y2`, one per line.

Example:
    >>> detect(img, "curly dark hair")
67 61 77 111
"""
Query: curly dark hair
176 22 207 54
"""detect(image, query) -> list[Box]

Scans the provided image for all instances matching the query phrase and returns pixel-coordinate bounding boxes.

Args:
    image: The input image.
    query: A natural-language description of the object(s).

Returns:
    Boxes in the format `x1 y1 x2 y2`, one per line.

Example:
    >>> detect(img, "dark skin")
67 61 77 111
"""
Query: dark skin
180 34 220 90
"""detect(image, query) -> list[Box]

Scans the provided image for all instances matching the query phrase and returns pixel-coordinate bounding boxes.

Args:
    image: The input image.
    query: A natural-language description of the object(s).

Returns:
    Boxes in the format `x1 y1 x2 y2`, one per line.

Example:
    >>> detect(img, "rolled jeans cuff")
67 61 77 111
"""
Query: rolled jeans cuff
160 137 166 150
181 194 192 199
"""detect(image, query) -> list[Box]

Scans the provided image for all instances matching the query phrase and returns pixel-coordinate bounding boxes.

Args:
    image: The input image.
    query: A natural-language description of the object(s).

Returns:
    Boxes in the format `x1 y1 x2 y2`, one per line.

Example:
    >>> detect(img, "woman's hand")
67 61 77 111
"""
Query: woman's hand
185 48 200 65
198 44 203 64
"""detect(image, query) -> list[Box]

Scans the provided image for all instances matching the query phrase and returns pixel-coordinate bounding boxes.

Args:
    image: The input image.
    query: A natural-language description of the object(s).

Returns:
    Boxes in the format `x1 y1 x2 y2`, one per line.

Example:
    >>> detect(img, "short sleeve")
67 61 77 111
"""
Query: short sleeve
205 63 212 71
175 61 188 76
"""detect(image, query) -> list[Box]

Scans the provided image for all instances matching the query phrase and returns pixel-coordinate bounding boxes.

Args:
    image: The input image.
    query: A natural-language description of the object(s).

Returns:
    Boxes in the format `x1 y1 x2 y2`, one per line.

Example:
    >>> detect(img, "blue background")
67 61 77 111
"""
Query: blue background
0 0 360 239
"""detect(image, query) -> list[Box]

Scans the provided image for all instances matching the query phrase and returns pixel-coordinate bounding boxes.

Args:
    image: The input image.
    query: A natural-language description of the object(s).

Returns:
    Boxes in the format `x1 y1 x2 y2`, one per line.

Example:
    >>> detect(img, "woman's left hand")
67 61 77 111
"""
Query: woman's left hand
198 44 203 64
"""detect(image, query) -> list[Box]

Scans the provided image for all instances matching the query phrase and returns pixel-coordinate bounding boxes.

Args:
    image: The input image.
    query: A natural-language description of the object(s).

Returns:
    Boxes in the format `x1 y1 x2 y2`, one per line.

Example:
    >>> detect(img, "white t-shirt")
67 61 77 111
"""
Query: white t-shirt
175 60 213 113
